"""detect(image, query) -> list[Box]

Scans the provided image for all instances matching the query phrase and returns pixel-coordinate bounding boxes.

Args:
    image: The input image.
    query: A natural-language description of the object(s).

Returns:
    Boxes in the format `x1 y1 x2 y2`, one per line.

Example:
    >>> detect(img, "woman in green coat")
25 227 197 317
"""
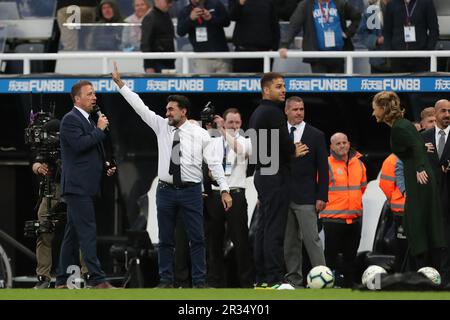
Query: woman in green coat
372 91 445 267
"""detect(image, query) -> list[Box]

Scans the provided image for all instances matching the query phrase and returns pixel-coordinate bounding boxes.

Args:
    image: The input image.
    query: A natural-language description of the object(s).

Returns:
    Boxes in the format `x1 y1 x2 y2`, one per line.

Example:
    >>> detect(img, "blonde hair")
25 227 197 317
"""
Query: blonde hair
372 91 405 123
420 107 435 120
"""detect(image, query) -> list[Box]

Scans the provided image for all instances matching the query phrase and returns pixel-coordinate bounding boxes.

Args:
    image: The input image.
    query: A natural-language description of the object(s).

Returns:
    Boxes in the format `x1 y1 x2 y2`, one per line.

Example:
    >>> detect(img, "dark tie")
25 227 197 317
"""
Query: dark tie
169 128 182 186
88 115 96 128
289 126 297 142
222 139 228 171
437 129 446 159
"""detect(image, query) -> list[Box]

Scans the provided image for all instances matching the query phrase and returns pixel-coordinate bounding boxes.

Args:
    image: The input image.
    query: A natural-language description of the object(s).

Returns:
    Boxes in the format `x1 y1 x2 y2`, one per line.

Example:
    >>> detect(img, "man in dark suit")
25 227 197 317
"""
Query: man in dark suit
283 96 328 288
422 99 450 286
249 73 308 289
56 80 116 289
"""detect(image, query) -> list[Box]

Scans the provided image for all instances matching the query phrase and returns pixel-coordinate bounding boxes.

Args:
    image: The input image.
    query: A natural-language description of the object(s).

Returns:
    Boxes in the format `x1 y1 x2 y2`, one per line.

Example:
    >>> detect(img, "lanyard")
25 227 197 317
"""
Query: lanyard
319 0 330 24
404 0 417 25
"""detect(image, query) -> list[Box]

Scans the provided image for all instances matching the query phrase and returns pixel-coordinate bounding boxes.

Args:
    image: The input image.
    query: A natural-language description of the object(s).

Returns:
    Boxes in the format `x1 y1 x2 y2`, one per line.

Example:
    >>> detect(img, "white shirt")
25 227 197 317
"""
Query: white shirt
74 106 92 125
435 124 450 146
287 121 306 143
118 85 229 192
209 134 252 190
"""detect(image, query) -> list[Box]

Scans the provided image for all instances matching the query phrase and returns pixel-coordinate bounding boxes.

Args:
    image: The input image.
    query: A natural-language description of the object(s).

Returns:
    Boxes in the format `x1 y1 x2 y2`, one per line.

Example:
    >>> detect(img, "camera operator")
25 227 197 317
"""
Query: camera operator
31 160 55 289
29 132 88 289
204 108 254 288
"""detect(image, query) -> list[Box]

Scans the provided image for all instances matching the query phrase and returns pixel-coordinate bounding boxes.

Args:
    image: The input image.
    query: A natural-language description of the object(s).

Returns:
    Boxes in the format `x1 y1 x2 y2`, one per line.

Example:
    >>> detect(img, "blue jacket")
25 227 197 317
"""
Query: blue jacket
60 107 106 196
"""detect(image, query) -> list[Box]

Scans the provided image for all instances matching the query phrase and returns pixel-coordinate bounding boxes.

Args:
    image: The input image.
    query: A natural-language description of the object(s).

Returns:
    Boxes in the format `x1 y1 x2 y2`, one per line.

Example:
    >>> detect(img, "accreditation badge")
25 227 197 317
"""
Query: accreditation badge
404 26 416 43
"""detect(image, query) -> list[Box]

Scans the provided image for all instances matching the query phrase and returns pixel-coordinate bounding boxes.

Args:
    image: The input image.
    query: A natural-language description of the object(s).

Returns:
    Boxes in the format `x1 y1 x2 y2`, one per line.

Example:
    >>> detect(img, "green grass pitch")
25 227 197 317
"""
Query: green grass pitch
1 288 450 300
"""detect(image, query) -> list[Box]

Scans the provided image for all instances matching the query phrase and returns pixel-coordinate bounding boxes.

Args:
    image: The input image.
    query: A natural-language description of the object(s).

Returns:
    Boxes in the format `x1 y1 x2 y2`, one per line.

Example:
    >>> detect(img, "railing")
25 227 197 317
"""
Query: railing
1 50 450 75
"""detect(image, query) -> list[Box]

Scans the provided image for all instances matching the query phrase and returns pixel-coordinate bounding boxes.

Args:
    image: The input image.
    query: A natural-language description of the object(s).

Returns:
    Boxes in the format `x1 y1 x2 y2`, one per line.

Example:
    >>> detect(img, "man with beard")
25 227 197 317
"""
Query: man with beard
112 62 232 288
422 99 450 286
249 73 309 289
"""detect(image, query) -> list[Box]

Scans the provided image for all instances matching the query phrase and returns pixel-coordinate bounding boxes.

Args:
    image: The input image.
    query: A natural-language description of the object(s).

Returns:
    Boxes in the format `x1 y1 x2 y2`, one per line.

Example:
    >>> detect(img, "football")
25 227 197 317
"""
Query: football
306 265 334 289
361 265 387 287
417 267 441 285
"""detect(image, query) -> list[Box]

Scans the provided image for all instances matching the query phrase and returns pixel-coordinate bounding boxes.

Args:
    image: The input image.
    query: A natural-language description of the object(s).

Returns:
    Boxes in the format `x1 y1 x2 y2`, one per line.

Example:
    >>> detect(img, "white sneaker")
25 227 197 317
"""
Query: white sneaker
277 283 295 290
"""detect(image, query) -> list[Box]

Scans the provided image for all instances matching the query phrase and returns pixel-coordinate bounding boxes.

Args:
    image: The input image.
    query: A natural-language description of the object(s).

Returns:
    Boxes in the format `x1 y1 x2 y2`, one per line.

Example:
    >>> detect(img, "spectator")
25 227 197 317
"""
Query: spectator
97 0 124 22
177 0 231 73
93 0 124 50
279 0 361 73
56 0 98 51
358 0 391 73
420 107 436 131
141 0 175 73
122 0 151 51
283 96 328 288
229 0 280 73
274 0 302 21
383 0 439 73
372 91 445 270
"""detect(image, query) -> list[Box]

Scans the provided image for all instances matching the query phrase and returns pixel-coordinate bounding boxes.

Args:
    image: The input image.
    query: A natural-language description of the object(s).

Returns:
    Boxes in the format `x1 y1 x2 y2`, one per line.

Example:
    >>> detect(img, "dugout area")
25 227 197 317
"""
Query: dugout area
0 73 449 286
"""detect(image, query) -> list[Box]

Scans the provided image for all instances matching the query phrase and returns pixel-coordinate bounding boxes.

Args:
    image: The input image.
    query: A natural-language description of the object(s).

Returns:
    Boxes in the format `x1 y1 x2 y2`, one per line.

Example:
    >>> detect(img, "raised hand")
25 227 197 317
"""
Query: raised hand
112 61 124 88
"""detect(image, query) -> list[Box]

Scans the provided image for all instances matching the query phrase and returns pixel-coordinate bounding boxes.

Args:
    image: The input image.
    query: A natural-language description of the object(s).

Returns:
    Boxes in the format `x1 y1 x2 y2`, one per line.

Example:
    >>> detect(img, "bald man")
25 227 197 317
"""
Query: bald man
422 99 450 287
320 133 367 287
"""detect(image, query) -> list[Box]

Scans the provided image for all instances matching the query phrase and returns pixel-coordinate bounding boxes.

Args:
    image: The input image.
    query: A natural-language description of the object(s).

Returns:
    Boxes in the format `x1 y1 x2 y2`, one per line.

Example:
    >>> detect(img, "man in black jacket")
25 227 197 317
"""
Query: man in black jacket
141 0 175 73
249 73 308 289
283 96 328 288
383 0 439 73
229 0 280 73
422 99 450 286
177 0 231 73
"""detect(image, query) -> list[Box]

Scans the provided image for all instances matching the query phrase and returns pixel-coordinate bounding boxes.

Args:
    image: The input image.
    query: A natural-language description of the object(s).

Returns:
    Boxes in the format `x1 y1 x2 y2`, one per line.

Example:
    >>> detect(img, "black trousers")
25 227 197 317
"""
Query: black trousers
232 47 273 73
205 190 254 288
253 169 290 285
391 214 409 272
323 220 361 287
391 57 429 73
310 58 345 74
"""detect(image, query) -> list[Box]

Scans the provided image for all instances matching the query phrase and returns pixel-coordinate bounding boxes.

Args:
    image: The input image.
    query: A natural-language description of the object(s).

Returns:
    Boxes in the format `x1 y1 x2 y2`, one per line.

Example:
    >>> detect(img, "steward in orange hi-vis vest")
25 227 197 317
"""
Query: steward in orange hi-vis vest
320 150 367 224
379 153 405 215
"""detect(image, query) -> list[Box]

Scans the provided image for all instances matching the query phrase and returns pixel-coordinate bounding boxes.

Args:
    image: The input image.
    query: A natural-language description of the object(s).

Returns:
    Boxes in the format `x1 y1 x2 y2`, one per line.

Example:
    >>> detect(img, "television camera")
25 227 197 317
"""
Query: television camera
23 110 66 237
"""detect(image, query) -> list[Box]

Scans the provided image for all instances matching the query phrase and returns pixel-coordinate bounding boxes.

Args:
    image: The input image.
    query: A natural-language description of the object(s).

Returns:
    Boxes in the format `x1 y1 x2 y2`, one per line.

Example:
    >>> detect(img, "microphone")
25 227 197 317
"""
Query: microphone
93 105 109 132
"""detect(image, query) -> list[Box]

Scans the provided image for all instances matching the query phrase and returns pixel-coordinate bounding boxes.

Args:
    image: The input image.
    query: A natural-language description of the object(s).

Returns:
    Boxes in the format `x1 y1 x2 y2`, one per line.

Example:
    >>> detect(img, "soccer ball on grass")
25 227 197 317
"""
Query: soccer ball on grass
306 265 334 289
417 267 441 286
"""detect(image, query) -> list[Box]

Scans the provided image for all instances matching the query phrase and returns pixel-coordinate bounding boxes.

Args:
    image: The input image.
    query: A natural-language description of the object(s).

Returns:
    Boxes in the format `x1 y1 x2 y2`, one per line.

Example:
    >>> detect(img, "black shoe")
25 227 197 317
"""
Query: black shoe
156 282 173 288
193 282 208 289
34 276 51 289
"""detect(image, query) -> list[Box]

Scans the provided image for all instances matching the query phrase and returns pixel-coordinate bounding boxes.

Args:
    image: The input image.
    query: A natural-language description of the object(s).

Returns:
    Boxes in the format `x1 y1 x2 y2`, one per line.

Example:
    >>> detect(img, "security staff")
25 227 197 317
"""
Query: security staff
320 132 367 287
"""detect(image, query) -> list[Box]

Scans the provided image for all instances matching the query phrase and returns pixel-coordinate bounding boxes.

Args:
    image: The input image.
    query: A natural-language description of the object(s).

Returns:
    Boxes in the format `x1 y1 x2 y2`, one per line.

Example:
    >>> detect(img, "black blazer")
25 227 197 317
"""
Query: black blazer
422 127 450 217
289 123 329 205
60 107 106 196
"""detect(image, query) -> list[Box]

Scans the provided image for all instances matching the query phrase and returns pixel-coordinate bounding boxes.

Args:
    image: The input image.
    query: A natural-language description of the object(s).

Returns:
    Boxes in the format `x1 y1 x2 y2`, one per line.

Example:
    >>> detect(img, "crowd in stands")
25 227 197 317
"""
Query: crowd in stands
45 0 442 75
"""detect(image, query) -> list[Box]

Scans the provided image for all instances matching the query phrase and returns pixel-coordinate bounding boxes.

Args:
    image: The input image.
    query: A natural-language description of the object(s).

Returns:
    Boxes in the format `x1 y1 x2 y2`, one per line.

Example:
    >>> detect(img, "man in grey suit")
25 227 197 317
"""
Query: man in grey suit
422 99 450 286
283 96 328 288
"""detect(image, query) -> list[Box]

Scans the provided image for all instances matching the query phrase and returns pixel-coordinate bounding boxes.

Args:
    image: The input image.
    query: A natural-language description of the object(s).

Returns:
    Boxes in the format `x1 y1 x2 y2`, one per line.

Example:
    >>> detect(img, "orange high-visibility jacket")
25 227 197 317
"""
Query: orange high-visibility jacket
320 150 367 224
379 153 405 214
